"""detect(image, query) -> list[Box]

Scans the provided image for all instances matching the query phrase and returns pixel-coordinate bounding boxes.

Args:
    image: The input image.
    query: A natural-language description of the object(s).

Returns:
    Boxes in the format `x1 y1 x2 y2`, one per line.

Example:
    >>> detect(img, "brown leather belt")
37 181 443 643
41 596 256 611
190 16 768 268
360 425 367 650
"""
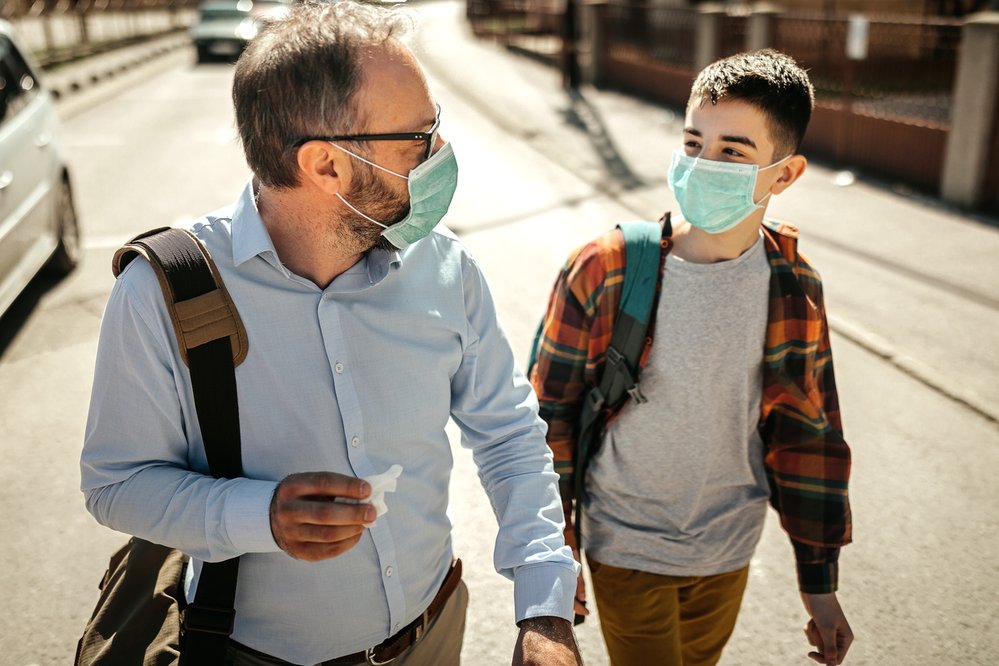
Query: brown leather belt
230 559 462 666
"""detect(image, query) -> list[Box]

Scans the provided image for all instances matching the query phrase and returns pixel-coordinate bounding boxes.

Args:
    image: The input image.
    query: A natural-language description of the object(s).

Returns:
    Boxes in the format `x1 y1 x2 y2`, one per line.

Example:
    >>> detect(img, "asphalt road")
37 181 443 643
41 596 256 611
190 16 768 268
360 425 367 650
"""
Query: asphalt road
1 3 997 664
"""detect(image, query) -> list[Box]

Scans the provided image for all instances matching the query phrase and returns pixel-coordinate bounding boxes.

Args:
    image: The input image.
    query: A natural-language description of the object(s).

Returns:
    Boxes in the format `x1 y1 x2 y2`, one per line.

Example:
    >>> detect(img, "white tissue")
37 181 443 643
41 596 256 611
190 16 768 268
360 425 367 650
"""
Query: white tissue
362 464 403 519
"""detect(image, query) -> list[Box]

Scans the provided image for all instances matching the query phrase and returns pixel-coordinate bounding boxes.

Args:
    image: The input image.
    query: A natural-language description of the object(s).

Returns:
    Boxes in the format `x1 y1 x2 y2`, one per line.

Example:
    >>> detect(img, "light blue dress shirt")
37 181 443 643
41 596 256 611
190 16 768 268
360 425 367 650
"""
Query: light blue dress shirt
81 181 577 664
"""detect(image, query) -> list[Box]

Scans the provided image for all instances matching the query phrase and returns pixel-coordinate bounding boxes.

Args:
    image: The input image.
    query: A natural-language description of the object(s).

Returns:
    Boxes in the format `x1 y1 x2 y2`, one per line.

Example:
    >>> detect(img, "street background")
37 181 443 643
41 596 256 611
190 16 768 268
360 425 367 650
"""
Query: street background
1 1 998 664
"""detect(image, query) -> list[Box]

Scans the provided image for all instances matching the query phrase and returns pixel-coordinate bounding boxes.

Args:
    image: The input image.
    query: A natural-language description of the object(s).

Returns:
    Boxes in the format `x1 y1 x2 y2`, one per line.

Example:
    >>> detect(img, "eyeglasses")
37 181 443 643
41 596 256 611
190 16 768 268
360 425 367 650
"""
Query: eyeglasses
290 104 442 160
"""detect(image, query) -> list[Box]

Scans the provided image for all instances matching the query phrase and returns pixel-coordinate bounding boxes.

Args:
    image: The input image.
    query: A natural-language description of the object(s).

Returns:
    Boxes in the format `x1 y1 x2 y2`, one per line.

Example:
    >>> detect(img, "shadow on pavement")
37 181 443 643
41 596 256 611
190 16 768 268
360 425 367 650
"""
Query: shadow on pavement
561 88 645 192
0 272 64 360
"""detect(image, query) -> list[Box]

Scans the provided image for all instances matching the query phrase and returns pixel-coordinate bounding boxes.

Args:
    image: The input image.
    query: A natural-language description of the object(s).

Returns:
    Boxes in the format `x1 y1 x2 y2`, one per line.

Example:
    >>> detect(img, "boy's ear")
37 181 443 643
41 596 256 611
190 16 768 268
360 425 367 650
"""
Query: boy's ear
770 154 807 196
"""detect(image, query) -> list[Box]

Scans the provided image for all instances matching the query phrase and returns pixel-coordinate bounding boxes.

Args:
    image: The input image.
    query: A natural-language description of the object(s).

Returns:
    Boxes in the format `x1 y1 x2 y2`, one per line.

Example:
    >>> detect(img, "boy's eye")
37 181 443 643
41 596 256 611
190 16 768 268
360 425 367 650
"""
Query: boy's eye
722 147 744 157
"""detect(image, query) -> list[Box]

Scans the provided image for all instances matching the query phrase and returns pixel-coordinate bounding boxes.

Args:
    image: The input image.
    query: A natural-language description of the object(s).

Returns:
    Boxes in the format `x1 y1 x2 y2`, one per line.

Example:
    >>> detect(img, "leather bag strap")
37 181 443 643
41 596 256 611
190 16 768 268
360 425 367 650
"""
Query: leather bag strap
114 227 247 664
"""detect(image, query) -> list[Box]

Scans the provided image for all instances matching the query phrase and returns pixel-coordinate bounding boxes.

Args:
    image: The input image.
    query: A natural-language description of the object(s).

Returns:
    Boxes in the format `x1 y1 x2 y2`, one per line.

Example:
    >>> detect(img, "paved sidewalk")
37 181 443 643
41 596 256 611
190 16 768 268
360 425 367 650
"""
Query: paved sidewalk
410 0 999 425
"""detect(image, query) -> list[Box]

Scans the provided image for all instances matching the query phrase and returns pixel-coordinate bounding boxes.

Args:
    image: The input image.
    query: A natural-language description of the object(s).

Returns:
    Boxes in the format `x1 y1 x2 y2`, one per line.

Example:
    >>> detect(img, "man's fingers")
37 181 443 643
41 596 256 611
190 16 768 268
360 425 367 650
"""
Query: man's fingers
292 522 366 544
279 472 371 501
286 532 364 561
277 497 376 526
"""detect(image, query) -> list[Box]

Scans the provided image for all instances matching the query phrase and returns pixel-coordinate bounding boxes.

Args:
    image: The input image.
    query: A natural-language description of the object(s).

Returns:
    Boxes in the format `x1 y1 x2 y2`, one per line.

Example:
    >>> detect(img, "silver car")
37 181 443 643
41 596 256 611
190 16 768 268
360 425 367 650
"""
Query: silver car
190 0 291 63
0 20 80 319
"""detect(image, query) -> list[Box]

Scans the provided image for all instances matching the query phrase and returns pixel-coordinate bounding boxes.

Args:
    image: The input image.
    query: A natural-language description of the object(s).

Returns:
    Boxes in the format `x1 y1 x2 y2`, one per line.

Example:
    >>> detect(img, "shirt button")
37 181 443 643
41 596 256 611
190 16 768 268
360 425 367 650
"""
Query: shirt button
334 362 344 374
385 566 393 577
351 436 359 448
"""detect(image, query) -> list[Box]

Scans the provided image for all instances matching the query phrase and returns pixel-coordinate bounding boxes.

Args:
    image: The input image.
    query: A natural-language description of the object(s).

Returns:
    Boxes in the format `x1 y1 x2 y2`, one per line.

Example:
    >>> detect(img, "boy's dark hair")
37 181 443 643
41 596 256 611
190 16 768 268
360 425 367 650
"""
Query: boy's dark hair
689 49 815 160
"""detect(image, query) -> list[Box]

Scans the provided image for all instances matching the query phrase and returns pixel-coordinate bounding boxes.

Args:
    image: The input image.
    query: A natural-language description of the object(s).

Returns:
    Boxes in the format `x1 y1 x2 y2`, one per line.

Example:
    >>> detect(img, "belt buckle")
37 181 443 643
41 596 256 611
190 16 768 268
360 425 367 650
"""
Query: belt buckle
365 647 395 665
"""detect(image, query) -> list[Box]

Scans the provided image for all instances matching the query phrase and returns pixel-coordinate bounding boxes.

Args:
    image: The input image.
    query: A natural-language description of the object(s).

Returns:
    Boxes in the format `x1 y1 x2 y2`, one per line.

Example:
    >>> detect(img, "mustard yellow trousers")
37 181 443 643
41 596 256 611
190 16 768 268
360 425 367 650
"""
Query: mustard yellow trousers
589 557 749 666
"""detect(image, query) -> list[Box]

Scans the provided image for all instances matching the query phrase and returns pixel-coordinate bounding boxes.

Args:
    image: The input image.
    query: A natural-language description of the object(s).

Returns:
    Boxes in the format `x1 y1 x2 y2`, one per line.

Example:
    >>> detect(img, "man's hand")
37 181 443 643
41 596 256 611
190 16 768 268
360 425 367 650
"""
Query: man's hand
512 616 583 666
270 472 374 561
801 592 854 665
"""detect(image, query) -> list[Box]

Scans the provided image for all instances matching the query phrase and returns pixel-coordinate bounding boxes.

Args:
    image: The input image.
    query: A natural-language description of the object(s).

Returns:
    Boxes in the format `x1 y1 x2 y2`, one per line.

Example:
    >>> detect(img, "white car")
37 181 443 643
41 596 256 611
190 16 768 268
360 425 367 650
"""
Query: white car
0 20 80 319
190 0 291 63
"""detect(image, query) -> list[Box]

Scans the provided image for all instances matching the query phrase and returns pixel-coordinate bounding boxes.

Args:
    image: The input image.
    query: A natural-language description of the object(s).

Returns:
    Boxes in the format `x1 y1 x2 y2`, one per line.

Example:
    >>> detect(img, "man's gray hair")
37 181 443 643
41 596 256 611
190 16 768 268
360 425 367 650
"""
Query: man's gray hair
232 0 411 188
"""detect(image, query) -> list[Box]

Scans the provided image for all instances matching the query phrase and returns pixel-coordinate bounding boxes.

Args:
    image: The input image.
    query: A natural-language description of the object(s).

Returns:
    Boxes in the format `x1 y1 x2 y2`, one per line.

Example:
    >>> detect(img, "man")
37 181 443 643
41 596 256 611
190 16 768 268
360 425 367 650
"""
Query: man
530 50 853 665
80 2 581 664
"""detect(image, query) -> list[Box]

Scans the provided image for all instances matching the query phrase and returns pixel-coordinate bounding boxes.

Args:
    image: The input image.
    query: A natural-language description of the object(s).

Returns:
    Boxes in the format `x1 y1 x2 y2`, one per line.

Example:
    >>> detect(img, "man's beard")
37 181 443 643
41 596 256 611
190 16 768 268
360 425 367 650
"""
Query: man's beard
333 160 409 254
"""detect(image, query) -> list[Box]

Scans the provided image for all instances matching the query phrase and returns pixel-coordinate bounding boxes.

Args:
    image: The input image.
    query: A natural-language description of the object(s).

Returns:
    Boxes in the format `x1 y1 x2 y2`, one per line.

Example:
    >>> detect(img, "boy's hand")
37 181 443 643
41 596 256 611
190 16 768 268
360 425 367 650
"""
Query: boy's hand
801 592 853 665
562 503 589 621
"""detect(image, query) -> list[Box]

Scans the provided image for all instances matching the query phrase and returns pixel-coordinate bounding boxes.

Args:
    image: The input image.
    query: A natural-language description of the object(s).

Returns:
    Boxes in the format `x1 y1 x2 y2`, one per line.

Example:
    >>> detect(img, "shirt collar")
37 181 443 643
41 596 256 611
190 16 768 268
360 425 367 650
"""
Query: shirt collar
230 179 403 286
232 179 279 268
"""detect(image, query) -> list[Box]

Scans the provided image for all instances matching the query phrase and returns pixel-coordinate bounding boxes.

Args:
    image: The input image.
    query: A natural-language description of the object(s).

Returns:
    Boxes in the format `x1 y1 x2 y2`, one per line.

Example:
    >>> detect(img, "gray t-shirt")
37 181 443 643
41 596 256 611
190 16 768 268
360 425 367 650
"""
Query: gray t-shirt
583 232 772 576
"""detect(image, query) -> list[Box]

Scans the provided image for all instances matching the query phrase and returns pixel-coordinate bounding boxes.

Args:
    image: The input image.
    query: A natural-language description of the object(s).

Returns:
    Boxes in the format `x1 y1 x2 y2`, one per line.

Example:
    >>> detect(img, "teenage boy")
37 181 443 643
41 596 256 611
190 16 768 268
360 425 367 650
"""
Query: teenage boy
530 50 853 666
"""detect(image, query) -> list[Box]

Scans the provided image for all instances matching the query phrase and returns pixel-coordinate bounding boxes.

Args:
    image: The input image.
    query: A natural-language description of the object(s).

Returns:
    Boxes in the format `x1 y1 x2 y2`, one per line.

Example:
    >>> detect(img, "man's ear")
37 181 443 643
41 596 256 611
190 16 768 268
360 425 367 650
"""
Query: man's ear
771 154 807 195
295 141 346 195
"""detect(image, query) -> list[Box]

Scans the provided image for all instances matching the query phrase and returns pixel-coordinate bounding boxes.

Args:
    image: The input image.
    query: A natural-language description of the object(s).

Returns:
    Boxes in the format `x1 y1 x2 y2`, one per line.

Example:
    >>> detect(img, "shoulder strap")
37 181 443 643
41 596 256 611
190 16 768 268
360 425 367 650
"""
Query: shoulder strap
573 219 665 547
581 220 663 423
113 227 246 664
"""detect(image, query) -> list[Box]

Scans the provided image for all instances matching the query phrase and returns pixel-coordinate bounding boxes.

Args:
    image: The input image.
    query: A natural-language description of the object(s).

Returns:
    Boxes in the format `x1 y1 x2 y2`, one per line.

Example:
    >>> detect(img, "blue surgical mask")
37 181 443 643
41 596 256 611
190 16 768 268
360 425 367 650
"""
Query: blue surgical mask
667 150 790 234
332 142 459 249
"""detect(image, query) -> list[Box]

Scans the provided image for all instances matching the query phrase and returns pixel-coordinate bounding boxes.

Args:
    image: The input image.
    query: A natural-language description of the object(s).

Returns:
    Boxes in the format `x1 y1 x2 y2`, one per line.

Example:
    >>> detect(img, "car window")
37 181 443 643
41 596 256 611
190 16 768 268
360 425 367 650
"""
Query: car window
0 36 40 128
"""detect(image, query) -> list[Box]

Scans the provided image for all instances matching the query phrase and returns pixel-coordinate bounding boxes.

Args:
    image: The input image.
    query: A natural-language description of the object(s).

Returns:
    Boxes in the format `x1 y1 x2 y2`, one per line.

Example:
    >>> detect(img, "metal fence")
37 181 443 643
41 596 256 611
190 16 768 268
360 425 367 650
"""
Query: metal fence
490 0 968 195
775 13 962 127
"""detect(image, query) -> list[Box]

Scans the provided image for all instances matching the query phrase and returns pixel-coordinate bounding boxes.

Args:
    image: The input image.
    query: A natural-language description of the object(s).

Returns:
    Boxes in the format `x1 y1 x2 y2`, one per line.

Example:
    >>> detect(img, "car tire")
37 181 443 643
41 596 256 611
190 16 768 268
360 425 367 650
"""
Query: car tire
45 177 80 276
196 44 211 64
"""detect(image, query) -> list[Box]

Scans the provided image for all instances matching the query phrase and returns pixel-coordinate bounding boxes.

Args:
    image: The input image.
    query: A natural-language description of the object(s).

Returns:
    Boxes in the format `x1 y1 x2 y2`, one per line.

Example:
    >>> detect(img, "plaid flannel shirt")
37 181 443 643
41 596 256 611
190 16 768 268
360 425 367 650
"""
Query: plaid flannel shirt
529 217 852 594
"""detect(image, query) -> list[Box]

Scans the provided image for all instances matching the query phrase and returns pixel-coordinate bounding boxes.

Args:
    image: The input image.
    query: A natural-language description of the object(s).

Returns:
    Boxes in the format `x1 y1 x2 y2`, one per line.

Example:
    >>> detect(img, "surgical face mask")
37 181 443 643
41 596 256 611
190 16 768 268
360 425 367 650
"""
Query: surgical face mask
667 150 790 234
331 141 458 250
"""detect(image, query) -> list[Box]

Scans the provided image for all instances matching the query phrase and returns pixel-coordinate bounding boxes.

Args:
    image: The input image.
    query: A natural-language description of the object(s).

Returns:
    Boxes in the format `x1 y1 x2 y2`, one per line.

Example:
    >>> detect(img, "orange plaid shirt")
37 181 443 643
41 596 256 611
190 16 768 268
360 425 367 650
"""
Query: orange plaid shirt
530 217 852 593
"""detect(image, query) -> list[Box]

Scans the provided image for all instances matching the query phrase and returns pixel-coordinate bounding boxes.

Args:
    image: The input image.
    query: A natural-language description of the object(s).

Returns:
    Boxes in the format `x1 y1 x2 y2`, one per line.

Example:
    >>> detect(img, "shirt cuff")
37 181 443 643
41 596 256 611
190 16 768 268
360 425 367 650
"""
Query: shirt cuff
796 560 839 594
222 478 281 554
513 562 578 624
792 541 840 594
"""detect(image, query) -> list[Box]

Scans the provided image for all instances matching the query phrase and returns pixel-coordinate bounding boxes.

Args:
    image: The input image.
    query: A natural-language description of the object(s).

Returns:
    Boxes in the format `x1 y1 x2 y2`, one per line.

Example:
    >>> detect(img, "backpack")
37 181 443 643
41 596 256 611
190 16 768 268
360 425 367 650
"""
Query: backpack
528 220 665 547
76 227 247 666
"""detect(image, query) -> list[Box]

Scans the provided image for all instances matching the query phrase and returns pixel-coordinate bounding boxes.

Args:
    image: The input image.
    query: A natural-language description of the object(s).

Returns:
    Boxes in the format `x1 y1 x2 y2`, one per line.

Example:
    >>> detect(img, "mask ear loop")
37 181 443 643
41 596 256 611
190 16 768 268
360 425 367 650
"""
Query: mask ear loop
336 193 389 229
327 141 408 180
754 154 794 205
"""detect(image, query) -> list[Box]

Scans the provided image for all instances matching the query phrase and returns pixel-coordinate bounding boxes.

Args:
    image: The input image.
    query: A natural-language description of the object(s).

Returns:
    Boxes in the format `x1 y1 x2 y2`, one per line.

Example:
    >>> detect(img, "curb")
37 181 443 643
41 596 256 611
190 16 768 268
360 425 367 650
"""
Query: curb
826 314 998 425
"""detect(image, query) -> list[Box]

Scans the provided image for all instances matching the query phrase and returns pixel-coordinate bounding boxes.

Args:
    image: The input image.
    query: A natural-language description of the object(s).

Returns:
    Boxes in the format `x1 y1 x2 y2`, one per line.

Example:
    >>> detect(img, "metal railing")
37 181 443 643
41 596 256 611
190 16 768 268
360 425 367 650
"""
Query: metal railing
3 1 198 65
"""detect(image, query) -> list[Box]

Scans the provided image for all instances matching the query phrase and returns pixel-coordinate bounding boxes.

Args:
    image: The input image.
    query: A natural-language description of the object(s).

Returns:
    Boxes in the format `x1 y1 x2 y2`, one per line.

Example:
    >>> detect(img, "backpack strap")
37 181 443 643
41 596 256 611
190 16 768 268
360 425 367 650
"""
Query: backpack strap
573 218 667 548
113 227 247 664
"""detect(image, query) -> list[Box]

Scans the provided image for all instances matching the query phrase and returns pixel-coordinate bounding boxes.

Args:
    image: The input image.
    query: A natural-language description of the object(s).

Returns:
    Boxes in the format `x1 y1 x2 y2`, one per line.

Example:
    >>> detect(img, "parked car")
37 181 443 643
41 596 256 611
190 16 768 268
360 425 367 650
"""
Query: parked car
190 0 291 63
0 20 80 319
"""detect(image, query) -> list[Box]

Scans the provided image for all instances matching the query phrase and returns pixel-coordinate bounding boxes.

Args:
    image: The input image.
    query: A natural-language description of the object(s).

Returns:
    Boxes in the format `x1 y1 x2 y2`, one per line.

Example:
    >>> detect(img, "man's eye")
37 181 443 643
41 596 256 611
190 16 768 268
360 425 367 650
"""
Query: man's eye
684 140 700 148
722 147 744 157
